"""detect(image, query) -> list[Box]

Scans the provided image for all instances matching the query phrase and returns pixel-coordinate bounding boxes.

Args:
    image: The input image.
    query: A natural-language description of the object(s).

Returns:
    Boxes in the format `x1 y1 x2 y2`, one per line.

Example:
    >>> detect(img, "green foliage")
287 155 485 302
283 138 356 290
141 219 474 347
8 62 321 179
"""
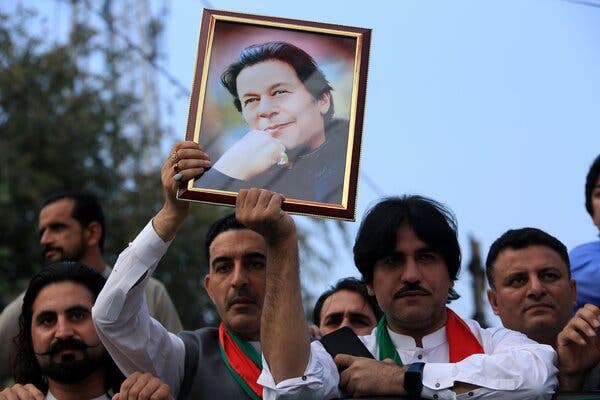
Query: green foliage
0 6 342 331
0 8 226 327
0 9 138 288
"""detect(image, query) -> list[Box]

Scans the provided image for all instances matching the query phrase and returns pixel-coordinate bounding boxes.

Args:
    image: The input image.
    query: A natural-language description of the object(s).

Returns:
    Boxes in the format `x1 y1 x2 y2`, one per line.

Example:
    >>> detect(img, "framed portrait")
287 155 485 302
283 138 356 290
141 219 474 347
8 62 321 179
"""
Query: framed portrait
178 8 371 220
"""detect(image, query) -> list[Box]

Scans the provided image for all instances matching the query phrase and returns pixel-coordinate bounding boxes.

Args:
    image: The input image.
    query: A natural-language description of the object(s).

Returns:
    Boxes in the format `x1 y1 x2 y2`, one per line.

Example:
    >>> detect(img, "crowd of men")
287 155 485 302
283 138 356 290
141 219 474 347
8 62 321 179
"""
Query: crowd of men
1 39 600 399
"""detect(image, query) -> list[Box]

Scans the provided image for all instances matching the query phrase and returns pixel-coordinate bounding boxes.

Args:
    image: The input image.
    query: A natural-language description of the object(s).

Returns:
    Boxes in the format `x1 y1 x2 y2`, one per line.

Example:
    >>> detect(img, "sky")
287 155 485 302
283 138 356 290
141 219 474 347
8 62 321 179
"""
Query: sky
5 0 600 326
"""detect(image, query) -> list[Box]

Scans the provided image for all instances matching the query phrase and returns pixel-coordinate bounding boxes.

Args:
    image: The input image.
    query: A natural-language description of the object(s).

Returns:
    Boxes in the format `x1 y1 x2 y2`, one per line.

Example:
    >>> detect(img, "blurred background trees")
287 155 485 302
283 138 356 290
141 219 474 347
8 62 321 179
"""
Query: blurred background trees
0 3 342 329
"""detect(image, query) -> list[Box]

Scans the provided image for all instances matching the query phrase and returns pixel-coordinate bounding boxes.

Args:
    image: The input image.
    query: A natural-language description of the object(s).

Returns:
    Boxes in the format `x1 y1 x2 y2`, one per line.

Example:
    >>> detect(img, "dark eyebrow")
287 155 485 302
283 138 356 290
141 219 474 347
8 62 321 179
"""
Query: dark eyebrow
415 246 438 254
348 311 374 321
66 305 91 314
38 222 68 237
242 252 266 260
323 312 343 322
211 256 232 269
502 271 527 284
211 252 266 268
35 310 57 323
323 311 374 325
381 245 437 259
380 251 405 259
538 266 563 275
240 82 290 99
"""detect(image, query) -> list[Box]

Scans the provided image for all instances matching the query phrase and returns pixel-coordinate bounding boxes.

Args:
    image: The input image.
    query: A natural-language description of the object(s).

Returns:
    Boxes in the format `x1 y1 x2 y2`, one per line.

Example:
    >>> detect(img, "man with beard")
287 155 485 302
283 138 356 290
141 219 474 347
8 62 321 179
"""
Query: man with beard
1 261 123 400
93 142 269 398
0 262 175 400
0 190 182 382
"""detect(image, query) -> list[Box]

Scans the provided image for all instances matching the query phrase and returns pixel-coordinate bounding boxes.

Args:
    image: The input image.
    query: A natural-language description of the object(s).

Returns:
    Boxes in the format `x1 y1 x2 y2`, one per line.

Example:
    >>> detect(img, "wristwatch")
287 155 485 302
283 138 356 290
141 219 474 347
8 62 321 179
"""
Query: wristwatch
404 362 425 398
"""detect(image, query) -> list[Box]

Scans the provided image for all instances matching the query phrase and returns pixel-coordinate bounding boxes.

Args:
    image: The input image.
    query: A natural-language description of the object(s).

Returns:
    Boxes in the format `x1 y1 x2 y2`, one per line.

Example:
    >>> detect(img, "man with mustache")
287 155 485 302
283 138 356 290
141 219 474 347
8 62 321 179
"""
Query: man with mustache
0 261 174 400
486 227 600 392
93 142 273 398
195 41 348 204
0 190 182 382
310 277 382 338
249 195 558 399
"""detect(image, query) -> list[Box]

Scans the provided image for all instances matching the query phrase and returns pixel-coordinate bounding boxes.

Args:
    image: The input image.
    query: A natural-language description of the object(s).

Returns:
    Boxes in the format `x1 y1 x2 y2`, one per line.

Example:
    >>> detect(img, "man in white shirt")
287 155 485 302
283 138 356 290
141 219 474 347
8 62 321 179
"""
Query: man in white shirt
0 190 182 382
92 142 273 398
246 193 558 399
486 227 600 392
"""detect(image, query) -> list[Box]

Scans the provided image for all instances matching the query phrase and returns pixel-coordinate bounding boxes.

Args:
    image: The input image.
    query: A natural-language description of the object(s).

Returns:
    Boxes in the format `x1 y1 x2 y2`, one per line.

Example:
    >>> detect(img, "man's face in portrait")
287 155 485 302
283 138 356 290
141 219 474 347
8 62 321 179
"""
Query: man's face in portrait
369 223 452 336
38 199 87 264
204 229 267 341
487 245 576 342
318 289 378 336
236 60 331 151
31 281 105 383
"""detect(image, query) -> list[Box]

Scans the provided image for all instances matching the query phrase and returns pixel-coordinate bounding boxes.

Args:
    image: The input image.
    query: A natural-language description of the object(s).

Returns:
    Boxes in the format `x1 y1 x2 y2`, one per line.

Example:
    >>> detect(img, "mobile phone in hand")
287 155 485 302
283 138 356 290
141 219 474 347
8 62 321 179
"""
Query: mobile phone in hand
319 326 374 359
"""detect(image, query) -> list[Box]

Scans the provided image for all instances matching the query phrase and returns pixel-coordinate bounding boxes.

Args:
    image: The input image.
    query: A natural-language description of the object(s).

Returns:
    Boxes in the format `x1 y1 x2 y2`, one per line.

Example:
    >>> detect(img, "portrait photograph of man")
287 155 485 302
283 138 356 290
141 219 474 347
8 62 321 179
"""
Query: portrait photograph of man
187 12 368 214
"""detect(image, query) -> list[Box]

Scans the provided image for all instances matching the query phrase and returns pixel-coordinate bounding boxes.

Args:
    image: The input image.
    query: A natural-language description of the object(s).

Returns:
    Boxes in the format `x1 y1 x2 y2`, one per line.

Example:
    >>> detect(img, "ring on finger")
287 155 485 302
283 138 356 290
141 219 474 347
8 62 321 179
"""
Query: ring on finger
173 172 183 182
277 151 289 166
170 151 179 164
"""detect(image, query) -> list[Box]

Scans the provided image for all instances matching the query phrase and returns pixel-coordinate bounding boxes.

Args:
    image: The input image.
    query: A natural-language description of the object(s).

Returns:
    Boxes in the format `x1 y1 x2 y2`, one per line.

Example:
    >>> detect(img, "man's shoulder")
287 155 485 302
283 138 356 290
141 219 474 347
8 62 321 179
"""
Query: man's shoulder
326 118 349 132
570 240 599 256
0 291 25 319
460 316 536 346
147 276 168 291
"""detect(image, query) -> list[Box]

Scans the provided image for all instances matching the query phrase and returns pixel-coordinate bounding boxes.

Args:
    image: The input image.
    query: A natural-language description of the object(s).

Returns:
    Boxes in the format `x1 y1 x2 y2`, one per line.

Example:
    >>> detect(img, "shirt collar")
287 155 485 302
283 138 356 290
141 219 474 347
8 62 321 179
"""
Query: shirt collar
387 324 447 350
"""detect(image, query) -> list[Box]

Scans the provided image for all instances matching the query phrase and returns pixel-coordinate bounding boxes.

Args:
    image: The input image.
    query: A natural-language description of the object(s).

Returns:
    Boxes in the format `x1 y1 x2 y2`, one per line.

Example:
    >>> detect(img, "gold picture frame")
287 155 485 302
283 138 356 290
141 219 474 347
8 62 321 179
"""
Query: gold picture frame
179 9 370 220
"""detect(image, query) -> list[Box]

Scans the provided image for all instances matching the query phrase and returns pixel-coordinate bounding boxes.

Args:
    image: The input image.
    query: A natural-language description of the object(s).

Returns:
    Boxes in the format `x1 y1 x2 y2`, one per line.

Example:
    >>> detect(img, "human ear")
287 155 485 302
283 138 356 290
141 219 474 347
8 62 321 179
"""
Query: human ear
367 284 375 296
487 289 500 316
204 274 215 304
317 92 331 116
84 221 102 247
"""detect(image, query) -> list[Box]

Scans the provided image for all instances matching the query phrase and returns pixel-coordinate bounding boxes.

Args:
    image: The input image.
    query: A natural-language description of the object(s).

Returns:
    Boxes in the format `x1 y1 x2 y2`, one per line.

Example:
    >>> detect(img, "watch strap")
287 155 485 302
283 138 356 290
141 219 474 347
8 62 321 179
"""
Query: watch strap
404 362 425 398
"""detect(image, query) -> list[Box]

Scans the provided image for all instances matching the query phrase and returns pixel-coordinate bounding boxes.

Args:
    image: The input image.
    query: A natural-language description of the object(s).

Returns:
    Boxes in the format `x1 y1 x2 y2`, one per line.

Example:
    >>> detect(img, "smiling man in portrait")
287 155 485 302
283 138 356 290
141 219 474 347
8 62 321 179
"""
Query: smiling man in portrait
196 41 349 204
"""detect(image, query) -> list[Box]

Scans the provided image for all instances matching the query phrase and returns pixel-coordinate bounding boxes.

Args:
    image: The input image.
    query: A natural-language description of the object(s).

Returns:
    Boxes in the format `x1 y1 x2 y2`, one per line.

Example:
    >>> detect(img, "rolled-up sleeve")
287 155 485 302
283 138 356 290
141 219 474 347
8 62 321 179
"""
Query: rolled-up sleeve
92 221 186 396
260 340 340 400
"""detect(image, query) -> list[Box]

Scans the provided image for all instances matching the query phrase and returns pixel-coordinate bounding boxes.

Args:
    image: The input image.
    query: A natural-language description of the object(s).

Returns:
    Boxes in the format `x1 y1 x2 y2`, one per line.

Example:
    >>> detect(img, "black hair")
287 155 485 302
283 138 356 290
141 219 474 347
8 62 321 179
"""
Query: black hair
204 213 248 263
485 227 570 289
13 261 124 394
585 154 600 218
353 195 461 302
221 41 335 122
312 277 383 326
41 190 106 252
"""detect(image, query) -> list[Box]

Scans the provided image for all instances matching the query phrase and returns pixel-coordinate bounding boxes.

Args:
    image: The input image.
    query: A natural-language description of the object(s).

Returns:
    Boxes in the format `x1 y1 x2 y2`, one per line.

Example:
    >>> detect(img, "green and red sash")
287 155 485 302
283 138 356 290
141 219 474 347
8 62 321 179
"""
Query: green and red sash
377 307 484 364
217 323 263 400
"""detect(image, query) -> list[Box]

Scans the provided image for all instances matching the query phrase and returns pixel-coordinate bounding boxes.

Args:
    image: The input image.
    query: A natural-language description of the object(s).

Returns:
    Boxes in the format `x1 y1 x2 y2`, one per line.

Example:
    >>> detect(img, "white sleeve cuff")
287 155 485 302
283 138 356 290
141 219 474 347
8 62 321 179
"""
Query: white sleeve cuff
423 362 455 390
259 341 339 400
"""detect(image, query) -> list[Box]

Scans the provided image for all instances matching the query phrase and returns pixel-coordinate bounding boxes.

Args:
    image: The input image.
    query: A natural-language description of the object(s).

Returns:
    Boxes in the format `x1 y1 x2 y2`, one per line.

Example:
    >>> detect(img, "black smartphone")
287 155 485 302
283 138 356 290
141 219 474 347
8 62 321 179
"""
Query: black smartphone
319 326 374 359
